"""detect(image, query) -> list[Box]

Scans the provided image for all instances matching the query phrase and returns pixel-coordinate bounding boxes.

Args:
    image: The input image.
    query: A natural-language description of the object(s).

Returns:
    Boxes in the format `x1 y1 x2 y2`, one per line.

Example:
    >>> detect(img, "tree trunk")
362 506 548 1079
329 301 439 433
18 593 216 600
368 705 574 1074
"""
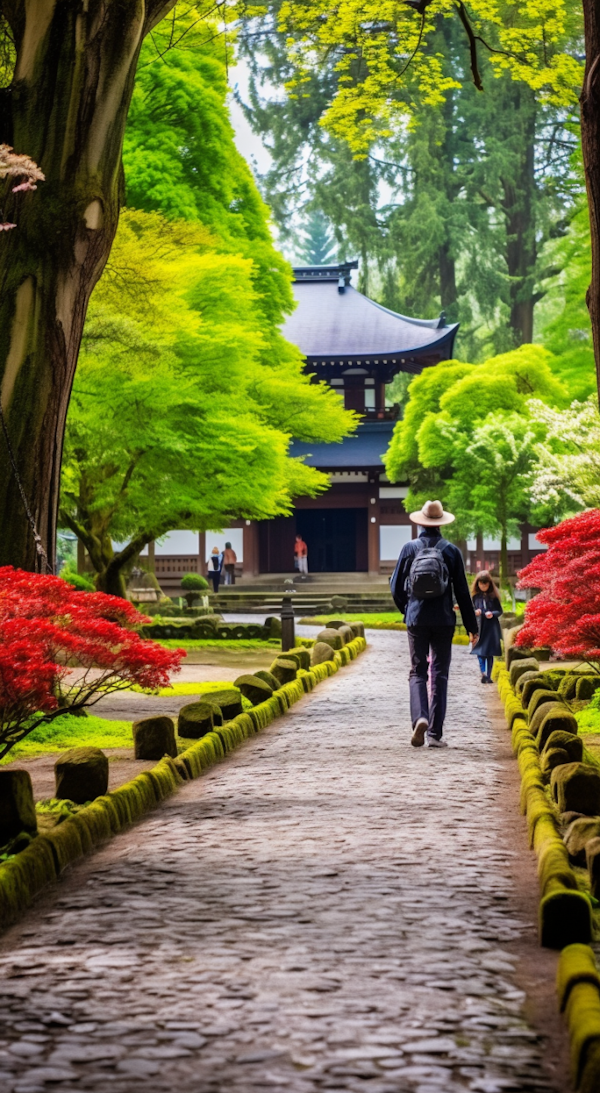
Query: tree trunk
0 0 175 572
500 85 537 346
439 242 458 321
581 0 600 403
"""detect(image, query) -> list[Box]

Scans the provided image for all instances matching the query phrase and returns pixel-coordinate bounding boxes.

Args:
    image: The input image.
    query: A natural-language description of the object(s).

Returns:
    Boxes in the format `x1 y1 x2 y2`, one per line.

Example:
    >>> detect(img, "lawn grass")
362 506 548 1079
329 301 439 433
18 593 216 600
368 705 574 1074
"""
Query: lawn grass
1 714 133 764
156 638 280 651
298 613 470 643
299 612 405 629
1 681 241 763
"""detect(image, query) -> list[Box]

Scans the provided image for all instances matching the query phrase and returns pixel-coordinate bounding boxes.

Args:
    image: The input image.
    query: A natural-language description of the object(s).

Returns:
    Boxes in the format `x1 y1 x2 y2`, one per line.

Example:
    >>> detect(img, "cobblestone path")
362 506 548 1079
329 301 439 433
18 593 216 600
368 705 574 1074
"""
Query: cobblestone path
0 632 568 1093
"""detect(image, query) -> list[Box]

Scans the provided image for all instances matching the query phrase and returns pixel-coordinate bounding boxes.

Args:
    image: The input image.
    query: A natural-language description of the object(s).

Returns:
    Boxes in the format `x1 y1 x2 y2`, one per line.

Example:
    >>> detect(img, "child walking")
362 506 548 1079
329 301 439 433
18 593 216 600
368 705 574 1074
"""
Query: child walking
470 570 503 683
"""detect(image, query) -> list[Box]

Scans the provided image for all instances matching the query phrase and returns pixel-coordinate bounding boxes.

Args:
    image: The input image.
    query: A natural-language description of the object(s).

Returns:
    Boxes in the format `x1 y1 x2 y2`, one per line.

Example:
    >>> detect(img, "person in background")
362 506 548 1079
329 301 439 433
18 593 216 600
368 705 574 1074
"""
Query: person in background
207 546 223 593
390 499 479 749
223 541 237 585
294 534 308 577
471 570 503 683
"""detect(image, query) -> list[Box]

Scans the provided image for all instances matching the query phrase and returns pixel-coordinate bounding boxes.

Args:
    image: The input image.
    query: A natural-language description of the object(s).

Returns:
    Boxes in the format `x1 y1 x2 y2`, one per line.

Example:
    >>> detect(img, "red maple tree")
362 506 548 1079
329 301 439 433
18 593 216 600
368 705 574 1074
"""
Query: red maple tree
516 510 600 667
0 567 183 759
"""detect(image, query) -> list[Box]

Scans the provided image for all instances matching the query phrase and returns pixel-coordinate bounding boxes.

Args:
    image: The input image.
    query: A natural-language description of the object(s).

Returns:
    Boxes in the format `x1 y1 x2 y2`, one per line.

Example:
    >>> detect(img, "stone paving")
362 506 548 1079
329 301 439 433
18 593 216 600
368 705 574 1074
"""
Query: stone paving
0 631 568 1092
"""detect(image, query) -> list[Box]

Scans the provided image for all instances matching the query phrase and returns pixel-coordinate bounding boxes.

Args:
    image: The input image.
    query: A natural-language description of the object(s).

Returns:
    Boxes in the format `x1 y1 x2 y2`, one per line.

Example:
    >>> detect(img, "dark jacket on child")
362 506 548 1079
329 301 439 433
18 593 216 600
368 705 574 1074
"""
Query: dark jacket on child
470 592 503 658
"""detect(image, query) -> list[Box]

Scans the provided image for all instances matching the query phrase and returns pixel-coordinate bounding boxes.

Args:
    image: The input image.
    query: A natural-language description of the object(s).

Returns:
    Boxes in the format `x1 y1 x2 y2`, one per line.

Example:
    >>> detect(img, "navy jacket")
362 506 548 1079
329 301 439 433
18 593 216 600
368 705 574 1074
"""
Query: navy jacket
470 592 503 658
390 528 478 632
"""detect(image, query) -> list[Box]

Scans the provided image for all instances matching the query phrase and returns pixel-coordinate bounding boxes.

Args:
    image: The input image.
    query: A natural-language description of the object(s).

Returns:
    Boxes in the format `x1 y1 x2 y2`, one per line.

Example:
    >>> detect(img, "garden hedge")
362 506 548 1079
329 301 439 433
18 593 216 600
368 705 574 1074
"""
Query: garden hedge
0 635 367 932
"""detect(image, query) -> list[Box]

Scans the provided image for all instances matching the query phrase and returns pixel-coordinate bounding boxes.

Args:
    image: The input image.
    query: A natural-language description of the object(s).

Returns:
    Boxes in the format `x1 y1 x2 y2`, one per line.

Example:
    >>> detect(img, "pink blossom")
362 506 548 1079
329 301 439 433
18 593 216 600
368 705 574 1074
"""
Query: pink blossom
0 223 17 231
12 181 37 193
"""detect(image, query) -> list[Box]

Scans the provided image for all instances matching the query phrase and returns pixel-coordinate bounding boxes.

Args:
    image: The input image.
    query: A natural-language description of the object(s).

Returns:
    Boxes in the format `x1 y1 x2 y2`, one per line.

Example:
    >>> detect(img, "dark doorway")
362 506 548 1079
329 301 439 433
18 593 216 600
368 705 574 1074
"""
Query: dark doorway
296 508 367 572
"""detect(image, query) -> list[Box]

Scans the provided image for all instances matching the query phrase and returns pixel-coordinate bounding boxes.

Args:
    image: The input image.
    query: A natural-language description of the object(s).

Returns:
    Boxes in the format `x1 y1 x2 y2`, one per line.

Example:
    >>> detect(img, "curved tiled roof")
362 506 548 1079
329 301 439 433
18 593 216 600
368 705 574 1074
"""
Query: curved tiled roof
282 277 458 360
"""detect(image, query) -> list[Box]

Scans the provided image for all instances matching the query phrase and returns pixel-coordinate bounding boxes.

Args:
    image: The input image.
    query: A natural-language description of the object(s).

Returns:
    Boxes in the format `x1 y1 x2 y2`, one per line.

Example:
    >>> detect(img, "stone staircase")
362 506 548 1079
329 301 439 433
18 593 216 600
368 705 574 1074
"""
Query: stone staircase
211 587 395 616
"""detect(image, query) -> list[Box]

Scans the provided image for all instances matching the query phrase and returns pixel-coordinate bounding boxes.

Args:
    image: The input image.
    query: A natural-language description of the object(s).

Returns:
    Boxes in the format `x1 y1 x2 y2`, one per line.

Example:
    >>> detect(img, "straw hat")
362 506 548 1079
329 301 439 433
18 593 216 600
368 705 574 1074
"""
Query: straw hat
409 499 455 526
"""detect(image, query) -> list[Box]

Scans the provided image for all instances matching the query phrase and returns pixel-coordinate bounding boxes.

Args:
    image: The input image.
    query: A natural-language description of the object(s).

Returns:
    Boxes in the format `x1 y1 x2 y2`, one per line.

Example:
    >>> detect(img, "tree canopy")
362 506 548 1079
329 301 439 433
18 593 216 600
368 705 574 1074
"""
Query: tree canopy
60 18 355 595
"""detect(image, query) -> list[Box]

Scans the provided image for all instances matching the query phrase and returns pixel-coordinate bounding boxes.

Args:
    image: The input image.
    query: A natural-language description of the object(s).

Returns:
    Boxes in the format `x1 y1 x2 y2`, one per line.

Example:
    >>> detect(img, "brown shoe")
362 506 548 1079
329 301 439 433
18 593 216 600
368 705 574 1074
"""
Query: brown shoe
411 717 428 748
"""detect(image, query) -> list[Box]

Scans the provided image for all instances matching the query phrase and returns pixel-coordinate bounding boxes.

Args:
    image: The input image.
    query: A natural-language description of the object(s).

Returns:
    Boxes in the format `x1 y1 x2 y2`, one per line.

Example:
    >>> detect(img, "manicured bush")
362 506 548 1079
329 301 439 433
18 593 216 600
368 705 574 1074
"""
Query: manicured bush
180 572 209 607
509 657 540 687
528 688 564 718
564 818 600 866
0 567 182 762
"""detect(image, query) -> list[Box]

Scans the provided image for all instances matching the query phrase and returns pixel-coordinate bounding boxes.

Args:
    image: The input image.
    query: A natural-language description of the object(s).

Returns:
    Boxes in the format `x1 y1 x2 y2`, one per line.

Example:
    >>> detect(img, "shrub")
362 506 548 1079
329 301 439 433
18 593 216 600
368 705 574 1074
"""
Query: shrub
0 567 183 761
180 572 209 607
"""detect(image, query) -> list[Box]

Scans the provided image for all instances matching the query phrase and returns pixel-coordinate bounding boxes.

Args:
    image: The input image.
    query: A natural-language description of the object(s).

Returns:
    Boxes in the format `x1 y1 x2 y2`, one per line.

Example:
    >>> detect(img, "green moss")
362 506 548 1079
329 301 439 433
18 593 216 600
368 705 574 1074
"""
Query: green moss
156 639 280 650
1 715 133 764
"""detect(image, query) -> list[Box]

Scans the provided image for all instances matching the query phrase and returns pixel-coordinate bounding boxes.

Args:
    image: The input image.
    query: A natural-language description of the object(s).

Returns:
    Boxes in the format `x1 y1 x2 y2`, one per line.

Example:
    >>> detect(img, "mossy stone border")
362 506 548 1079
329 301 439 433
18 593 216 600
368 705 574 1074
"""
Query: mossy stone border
0 636 367 933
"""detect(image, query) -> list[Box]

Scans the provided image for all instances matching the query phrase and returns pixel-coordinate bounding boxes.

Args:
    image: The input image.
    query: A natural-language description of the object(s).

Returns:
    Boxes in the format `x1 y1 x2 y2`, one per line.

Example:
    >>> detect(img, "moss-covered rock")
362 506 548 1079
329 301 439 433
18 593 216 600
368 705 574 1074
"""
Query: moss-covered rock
528 688 564 718
552 763 600 816
132 716 177 760
315 628 344 650
349 621 365 639
292 647 311 671
264 615 282 638
323 619 347 629
521 676 553 708
515 670 541 697
537 708 579 750
338 624 355 645
530 701 564 738
203 688 243 720
541 747 571 782
177 702 215 739
311 641 335 666
509 657 540 687
0 771 37 847
254 669 280 691
234 674 273 706
586 837 600 900
576 676 600 701
270 657 297 685
542 730 584 764
54 747 108 805
539 886 592 948
564 818 600 866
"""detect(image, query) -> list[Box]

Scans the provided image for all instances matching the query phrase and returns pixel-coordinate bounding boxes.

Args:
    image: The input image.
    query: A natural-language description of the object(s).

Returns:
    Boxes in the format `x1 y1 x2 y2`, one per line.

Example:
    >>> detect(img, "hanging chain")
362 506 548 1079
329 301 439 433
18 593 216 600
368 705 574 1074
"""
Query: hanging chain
0 397 52 574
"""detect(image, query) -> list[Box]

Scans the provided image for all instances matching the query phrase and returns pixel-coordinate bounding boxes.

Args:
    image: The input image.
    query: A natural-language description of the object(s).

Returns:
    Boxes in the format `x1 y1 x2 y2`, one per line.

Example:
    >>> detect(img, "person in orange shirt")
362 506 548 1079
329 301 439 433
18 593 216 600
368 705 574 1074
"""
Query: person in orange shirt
223 541 237 585
294 534 308 576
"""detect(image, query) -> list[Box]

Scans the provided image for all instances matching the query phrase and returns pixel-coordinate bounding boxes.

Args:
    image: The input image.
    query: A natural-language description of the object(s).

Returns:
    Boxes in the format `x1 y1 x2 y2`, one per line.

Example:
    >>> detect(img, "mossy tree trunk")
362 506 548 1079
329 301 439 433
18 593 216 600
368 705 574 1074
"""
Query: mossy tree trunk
581 0 600 404
0 0 176 572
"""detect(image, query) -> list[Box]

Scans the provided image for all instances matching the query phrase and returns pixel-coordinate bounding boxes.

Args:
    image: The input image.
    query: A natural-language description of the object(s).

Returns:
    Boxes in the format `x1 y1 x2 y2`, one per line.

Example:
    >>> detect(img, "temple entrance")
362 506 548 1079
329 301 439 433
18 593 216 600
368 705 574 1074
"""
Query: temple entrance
296 508 368 572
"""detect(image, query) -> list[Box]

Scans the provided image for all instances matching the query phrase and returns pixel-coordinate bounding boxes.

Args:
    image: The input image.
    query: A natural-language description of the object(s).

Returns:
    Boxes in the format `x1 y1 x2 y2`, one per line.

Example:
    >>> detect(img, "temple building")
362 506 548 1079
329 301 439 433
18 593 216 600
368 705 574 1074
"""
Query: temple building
150 261 545 587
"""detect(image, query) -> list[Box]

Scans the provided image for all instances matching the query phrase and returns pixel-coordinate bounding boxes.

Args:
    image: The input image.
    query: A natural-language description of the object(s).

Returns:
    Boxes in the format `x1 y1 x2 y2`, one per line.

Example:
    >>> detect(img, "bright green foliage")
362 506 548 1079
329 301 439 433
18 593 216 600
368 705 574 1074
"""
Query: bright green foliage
539 193 596 400
385 345 567 578
239 12 580 355
61 209 352 595
275 0 582 154
61 15 355 596
447 415 540 580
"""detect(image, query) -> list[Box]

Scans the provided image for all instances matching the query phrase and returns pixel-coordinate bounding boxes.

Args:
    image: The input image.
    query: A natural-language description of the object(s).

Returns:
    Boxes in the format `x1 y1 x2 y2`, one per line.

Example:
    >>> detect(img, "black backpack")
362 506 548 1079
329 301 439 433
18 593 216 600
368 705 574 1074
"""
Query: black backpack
407 539 449 599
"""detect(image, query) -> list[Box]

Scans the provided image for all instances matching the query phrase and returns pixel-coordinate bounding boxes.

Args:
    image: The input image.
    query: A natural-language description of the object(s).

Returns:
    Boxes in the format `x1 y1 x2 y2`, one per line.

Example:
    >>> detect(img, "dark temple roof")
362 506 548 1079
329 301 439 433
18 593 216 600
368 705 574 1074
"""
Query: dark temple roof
282 263 458 378
290 421 395 471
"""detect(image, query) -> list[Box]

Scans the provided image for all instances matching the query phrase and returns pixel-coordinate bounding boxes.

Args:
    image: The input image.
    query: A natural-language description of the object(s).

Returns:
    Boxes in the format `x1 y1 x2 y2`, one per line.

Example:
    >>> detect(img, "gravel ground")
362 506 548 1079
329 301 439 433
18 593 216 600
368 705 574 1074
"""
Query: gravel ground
0 629 570 1092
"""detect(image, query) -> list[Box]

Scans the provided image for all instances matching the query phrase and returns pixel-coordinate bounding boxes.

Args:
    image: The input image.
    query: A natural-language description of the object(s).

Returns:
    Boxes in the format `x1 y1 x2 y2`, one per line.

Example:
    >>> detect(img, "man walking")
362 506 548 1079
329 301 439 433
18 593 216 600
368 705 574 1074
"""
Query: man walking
390 500 479 749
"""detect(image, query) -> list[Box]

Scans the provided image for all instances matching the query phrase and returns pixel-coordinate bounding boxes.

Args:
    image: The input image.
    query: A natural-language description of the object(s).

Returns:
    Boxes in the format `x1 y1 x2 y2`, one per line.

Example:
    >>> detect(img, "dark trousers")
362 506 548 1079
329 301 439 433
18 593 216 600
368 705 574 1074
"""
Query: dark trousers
407 625 454 740
208 570 220 593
